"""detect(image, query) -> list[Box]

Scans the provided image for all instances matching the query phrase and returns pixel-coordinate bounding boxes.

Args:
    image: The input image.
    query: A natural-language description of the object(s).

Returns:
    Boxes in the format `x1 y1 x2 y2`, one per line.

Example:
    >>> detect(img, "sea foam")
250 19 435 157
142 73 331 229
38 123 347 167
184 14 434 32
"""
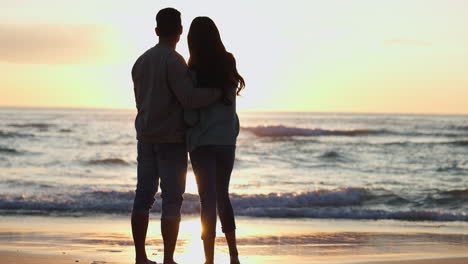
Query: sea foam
242 125 383 137
1 188 466 221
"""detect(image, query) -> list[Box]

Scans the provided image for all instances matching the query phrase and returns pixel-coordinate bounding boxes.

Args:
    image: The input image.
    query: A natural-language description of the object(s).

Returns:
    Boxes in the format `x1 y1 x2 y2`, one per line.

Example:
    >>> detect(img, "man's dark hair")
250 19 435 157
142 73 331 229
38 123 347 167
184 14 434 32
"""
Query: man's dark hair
156 8 181 37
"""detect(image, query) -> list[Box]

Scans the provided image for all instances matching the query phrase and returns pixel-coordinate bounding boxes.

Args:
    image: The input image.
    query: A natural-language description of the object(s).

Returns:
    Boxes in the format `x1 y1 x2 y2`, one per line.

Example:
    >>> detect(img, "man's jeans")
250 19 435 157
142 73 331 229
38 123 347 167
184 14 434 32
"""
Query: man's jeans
133 142 187 221
189 145 236 240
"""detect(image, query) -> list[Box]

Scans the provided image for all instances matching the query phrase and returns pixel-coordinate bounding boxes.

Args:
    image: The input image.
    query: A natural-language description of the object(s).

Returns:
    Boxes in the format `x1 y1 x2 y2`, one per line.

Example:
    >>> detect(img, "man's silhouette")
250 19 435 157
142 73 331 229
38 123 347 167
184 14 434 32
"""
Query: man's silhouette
131 8 220 264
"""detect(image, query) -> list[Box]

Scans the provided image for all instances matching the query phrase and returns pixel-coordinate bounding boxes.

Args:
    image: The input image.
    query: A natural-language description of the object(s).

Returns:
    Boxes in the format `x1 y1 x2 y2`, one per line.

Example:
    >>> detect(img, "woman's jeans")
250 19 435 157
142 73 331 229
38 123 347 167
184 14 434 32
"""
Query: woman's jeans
189 145 236 240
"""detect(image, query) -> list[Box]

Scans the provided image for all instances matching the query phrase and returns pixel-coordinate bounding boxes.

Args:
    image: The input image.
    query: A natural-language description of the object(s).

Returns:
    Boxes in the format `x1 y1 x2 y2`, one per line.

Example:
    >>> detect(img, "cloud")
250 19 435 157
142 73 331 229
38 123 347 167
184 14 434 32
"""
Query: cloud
0 23 124 64
384 38 432 47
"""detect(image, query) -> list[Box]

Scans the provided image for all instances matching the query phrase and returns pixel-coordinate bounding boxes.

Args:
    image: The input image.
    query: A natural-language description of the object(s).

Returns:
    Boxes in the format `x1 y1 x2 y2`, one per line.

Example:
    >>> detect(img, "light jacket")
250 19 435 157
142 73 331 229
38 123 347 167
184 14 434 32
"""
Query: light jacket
185 82 239 152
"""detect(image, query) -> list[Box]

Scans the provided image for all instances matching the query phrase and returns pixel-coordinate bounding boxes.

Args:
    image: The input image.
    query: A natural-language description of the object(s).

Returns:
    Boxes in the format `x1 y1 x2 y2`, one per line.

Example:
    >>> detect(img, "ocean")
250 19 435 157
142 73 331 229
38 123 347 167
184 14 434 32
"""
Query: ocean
0 107 467 222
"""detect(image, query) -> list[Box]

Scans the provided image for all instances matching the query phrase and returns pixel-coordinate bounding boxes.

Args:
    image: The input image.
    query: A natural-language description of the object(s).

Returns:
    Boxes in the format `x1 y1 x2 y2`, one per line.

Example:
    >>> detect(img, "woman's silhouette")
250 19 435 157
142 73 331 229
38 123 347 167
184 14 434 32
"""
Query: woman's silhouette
186 16 245 264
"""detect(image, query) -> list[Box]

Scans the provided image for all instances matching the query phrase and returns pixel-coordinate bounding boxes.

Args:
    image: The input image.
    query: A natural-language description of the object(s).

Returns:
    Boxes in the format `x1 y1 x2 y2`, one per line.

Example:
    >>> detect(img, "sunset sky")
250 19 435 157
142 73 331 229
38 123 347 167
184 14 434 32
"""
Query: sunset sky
1 0 468 114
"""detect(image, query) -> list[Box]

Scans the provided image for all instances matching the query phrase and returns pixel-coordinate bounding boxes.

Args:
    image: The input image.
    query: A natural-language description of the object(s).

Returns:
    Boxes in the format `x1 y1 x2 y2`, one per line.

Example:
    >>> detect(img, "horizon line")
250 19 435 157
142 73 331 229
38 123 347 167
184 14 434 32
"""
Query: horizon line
0 105 467 116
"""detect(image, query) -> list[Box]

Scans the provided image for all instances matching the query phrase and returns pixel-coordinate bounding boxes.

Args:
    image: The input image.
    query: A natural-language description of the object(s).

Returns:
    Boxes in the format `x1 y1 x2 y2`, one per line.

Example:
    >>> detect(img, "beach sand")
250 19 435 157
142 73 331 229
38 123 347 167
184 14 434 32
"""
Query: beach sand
2 251 467 264
362 259 468 264
1 214 467 264
1 252 89 264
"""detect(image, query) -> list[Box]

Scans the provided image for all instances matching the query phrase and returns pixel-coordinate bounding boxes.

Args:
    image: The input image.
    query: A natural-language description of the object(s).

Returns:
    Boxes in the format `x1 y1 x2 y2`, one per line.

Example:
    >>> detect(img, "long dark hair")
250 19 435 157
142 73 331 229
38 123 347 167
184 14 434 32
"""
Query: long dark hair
187 17 245 96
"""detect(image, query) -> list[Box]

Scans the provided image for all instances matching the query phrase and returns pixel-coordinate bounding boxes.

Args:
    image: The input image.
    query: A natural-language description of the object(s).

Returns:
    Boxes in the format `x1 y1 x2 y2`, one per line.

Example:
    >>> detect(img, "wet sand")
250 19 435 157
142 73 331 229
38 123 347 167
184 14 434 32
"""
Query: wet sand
2 251 468 264
360 258 468 264
1 215 467 264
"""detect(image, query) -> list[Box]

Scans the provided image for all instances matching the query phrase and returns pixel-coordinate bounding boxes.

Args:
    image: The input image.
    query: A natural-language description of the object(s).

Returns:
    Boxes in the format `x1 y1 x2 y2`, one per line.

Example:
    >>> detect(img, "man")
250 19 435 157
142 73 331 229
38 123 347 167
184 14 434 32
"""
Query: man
131 8 221 264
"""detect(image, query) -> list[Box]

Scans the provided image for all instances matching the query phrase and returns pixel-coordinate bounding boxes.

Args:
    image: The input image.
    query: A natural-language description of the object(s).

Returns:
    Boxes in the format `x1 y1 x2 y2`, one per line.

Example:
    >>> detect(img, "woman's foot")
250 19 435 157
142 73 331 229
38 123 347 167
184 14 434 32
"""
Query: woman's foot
135 259 157 264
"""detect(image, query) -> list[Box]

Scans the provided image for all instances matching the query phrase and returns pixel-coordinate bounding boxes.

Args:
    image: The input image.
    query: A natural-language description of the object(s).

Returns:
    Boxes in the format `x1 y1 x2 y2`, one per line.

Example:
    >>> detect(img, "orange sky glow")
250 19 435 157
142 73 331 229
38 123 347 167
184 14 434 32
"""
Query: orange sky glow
1 0 468 114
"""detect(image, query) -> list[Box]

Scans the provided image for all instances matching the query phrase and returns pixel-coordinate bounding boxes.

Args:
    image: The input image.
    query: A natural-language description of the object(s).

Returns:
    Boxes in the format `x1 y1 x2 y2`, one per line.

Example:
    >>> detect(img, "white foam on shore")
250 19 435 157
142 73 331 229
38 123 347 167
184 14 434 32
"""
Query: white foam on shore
242 125 380 137
1 188 467 221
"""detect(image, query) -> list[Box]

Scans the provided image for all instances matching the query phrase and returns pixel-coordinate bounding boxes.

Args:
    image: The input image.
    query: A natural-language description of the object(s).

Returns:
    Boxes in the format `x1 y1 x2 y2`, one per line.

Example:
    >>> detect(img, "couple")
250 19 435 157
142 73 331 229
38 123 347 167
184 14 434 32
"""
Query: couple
131 7 244 264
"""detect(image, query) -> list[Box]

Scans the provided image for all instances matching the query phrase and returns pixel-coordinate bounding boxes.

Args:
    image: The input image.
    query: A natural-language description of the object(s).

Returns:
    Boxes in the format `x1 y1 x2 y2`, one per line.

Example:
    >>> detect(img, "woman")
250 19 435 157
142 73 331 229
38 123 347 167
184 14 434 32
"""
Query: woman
185 16 245 264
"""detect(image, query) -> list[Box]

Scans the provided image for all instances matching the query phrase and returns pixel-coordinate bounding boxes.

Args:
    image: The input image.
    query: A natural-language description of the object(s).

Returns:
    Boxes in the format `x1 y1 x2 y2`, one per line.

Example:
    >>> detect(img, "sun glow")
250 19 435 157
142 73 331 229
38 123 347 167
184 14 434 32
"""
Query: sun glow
185 171 198 194
1 0 468 113
177 219 233 263
177 219 204 261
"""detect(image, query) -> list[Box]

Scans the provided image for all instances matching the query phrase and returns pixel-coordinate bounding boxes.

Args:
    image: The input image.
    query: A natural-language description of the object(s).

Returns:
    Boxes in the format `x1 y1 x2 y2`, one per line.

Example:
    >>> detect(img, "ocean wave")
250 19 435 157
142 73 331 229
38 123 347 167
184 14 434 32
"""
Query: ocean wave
424 189 468 207
379 139 468 147
241 125 468 139
1 188 466 221
448 125 468 131
1 179 54 188
0 188 371 213
318 151 352 162
8 123 53 130
439 189 468 198
86 158 130 166
230 188 372 207
237 207 468 221
320 151 341 159
382 141 410 146
0 147 22 154
436 163 468 173
241 125 383 137
445 139 468 146
87 140 114 145
0 130 34 138
415 139 468 147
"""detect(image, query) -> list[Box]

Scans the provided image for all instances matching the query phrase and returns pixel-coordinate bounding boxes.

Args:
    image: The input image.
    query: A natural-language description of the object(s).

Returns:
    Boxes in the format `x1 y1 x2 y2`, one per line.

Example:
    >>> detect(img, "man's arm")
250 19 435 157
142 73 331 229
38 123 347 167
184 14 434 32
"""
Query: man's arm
131 56 143 109
167 54 221 110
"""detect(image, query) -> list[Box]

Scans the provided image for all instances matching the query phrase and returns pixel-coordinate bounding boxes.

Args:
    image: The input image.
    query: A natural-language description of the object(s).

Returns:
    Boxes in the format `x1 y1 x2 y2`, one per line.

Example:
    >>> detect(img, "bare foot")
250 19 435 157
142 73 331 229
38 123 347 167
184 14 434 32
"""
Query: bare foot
135 259 157 264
